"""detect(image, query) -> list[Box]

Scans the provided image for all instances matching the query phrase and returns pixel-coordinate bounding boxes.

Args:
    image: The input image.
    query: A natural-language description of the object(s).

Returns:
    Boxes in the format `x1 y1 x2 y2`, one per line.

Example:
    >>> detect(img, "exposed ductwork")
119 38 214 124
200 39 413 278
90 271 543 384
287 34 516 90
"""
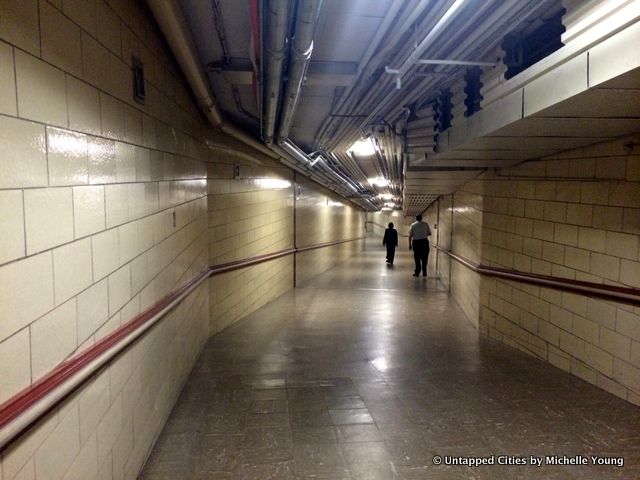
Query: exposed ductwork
146 0 279 160
276 0 323 143
263 0 292 143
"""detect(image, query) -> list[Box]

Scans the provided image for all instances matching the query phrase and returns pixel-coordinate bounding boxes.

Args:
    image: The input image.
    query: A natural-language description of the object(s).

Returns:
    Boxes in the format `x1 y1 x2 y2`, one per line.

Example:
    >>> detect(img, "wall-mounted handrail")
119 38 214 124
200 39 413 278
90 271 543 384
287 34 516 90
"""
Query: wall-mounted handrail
0 236 364 451
431 244 640 307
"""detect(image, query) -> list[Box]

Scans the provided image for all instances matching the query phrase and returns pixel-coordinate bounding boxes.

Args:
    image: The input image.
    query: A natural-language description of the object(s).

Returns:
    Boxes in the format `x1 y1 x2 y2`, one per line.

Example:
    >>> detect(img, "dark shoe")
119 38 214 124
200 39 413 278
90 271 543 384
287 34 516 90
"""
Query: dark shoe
423 272 427 277
412 273 419 277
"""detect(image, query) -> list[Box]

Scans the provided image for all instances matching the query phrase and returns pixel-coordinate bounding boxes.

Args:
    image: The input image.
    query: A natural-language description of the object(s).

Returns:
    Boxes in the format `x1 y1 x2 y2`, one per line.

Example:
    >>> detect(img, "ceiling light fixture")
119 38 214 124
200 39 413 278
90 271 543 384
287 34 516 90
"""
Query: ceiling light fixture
368 176 389 187
379 193 393 200
348 138 375 156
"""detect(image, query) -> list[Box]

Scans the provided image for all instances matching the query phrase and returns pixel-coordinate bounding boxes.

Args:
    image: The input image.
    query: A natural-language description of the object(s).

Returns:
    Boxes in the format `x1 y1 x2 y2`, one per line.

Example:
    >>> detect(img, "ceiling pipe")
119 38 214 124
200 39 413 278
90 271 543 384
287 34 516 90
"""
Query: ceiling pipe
276 0 323 143
146 0 279 160
263 0 292 143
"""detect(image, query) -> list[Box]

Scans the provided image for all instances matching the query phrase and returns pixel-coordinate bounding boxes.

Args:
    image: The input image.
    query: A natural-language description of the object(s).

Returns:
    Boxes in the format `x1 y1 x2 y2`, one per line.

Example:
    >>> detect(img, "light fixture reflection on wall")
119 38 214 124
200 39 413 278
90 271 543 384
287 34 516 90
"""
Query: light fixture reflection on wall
379 193 393 200
255 178 292 189
348 138 375 156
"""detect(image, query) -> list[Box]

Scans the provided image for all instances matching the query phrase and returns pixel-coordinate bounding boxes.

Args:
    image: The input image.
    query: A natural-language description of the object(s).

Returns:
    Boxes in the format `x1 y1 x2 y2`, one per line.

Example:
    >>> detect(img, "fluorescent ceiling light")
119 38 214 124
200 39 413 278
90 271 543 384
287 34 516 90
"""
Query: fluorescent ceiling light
381 207 392 211
368 176 389 187
348 138 375 156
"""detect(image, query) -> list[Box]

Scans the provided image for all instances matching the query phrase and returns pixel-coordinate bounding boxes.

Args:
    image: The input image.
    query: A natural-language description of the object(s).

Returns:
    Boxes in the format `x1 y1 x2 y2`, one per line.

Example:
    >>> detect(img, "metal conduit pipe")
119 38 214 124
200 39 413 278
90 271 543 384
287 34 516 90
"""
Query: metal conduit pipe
276 0 323 143
146 0 279 160
314 0 406 145
354 0 533 136
264 0 292 143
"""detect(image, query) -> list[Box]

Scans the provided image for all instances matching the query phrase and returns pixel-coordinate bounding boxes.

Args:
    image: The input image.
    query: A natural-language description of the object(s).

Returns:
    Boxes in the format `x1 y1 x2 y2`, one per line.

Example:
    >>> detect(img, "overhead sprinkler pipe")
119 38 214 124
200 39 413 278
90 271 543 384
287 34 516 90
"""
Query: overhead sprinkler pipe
276 0 324 143
146 0 278 159
263 0 292 143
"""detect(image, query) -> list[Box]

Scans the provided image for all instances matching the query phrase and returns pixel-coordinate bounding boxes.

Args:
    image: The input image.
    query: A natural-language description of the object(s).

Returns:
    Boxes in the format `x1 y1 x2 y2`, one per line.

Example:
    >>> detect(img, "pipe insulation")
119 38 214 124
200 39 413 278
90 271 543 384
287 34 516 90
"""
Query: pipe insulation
276 0 324 143
264 0 292 142
146 0 278 159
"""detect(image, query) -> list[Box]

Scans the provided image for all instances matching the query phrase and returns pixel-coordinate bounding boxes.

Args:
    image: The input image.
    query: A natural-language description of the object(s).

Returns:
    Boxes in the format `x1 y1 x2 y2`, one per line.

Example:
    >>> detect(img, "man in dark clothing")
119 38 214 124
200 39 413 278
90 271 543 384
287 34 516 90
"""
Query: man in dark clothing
382 222 398 265
408 214 432 277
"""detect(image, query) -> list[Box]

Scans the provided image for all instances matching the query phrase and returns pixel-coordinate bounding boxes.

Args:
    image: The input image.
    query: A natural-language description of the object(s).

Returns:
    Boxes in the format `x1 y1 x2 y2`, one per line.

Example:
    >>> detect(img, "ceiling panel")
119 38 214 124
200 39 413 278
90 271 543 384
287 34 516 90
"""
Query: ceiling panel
491 117 640 138
533 88 640 118
314 13 386 62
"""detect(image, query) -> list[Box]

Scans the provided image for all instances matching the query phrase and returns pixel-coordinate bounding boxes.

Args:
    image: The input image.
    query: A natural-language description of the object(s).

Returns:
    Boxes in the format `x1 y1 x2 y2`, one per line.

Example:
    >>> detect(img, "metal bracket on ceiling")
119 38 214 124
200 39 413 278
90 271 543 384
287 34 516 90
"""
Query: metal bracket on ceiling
385 59 497 90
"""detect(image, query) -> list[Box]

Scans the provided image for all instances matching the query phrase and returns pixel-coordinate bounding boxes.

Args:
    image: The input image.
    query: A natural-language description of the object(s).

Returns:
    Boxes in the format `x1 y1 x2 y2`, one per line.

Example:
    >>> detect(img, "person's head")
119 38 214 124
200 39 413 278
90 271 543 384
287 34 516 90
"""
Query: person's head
388 222 394 228
416 214 422 221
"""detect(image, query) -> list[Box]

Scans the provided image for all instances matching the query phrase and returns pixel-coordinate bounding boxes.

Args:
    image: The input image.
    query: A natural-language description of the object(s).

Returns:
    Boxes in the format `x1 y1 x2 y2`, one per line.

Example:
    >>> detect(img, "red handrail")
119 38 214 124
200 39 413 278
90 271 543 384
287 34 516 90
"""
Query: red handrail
432 244 640 307
0 236 364 450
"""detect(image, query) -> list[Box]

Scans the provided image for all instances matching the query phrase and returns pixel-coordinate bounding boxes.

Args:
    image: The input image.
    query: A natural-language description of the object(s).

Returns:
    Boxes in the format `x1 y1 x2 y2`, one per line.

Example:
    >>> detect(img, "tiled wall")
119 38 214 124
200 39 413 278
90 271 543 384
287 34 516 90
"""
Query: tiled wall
429 135 640 404
295 177 365 286
423 184 484 327
477 136 640 404
207 145 295 333
0 1 211 479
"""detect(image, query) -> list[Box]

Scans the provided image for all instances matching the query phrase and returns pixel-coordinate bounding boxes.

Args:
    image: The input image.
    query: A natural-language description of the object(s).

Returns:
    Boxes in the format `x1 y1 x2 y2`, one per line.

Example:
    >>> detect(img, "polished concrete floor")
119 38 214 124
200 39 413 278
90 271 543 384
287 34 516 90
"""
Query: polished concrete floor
139 240 640 479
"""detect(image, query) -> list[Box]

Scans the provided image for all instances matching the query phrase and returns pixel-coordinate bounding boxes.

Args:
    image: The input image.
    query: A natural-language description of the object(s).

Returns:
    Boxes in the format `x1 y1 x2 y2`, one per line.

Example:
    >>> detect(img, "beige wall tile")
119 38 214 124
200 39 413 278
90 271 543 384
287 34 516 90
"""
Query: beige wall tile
96 1 122 56
92 228 120 280
542 241 564 265
123 104 142 145
0 328 31 405
589 252 620 281
61 432 98 480
577 227 606 252
609 183 640 209
97 394 123 465
119 220 141 264
0 190 25 265
0 41 17 115
620 259 640 286
0 0 40 56
76 278 108 343
100 93 126 141
108 264 131 315
566 203 592 226
40 0 82 77
30 299 77 379
580 182 609 205
34 404 81 480
0 252 54 343
0 116 47 189
617 309 640 342
600 327 631 360
592 206 623 231
63 0 97 35
585 298 616 330
67 76 101 135
605 231 639 260
48 127 89 186
115 142 136 182
78 371 110 445
88 137 117 184
105 184 129 227
554 224 578 246
15 50 68 127
73 185 106 238
1 410 58 480
24 188 74 254
53 238 93 304
13 459 35 480
612 359 640 392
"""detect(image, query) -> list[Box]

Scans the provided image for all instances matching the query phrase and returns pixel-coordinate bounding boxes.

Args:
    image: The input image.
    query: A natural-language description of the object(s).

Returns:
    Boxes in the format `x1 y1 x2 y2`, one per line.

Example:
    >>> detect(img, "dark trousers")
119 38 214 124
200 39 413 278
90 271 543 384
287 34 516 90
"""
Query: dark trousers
412 239 429 275
386 246 396 264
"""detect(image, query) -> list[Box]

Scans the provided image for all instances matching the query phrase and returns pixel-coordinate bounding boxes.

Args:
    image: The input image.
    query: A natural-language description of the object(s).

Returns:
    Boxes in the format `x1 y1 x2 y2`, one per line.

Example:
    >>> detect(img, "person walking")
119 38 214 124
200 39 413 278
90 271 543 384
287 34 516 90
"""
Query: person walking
382 222 398 265
409 214 431 277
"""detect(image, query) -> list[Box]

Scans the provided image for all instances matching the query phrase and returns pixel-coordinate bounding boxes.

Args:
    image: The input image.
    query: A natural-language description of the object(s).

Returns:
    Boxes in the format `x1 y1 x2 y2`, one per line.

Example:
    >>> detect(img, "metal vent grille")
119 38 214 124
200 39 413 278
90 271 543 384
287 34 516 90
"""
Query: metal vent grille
403 194 439 216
